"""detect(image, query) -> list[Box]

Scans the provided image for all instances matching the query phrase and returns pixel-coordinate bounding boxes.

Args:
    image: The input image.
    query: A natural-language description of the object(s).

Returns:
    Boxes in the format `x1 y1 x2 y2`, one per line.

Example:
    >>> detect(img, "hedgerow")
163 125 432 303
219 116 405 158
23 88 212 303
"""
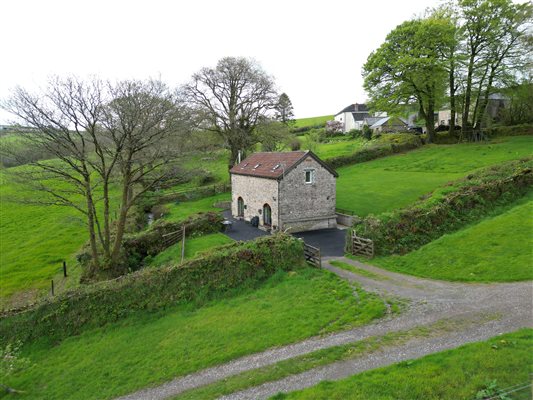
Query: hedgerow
486 124 533 137
326 133 423 169
350 158 533 255
0 234 304 345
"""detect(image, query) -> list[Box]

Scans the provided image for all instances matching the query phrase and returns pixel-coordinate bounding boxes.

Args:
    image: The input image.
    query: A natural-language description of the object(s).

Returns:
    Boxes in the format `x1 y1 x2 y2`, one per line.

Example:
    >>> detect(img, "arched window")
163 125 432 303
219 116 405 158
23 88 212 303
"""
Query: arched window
263 203 272 227
237 197 244 217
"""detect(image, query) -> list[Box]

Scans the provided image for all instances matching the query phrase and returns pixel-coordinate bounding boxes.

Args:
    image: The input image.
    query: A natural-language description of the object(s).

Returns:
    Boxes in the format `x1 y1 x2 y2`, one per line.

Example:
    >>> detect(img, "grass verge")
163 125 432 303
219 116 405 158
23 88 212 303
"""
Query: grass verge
272 328 532 399
329 260 388 281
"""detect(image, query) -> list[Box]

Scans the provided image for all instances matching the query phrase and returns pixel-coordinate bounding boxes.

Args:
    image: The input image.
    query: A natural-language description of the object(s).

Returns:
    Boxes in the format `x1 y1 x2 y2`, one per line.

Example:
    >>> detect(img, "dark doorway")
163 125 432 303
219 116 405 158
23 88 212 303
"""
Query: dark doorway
263 203 272 226
237 197 244 217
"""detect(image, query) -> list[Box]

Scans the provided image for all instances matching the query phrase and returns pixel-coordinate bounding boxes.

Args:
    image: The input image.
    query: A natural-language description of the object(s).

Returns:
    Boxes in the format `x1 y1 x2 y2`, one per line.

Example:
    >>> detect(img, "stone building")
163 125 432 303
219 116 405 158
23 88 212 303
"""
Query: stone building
229 151 338 233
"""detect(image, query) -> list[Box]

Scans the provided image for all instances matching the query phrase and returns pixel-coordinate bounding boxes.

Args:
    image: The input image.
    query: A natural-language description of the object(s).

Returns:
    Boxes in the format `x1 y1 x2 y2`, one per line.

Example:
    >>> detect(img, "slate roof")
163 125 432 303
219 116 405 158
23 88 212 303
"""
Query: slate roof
335 103 368 116
352 112 370 121
230 151 338 179
370 116 408 129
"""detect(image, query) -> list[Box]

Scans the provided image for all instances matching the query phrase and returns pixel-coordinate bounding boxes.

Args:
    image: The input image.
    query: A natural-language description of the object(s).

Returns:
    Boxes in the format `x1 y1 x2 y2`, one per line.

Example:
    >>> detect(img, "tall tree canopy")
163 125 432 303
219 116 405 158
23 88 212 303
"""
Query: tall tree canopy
182 57 278 167
275 92 295 126
363 17 456 142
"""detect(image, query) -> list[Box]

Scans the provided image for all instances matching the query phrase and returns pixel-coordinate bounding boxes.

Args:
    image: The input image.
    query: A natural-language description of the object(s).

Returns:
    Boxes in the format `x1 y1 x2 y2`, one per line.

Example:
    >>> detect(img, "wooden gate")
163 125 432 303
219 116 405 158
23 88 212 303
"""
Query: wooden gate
351 232 374 258
303 243 321 268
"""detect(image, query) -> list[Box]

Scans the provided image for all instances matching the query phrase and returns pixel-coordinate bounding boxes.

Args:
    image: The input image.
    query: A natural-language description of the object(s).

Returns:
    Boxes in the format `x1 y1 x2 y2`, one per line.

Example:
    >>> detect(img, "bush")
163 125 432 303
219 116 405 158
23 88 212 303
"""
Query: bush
0 234 305 345
326 133 423 169
350 158 533 255
289 137 301 150
486 124 533 137
347 129 363 139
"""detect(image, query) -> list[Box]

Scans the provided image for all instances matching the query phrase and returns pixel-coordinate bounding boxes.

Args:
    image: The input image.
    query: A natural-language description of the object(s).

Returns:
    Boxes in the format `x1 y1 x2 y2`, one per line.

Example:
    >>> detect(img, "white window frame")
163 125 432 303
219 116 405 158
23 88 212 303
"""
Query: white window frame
305 169 315 184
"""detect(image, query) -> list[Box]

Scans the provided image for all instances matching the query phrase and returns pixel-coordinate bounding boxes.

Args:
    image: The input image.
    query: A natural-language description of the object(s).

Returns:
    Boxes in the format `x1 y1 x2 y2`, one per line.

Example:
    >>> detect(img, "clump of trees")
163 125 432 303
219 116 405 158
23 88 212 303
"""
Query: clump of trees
363 0 532 142
1 58 295 278
2 77 192 278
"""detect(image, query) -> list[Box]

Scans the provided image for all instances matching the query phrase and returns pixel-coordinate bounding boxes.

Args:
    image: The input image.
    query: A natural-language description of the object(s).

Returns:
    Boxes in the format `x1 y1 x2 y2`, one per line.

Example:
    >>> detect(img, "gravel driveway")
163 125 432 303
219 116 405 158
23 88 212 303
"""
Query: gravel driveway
116 257 533 400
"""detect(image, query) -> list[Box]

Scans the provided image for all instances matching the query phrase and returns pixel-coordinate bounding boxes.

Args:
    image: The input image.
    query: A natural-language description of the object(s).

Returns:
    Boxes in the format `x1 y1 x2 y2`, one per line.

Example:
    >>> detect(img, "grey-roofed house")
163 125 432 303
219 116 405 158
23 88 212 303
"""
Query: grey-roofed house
369 116 408 133
230 151 338 233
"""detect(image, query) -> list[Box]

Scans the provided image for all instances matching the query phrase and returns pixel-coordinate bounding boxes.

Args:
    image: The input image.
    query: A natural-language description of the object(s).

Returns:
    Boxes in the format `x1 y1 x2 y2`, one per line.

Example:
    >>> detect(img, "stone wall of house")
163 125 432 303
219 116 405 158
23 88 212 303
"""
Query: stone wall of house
278 155 337 233
231 174 280 229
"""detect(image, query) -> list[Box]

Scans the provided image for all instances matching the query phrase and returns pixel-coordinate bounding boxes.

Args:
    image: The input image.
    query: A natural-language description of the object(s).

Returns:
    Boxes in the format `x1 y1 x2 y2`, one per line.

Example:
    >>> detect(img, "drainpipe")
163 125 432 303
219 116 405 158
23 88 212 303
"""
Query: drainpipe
238 150 241 164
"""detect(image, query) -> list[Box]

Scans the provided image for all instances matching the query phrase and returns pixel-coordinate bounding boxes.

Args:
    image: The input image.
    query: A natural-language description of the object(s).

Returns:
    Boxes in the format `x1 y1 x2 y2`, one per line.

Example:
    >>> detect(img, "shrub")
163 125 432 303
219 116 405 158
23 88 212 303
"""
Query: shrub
326 133 423 169
0 234 305 345
363 125 372 140
486 123 533 137
290 137 301 150
350 158 533 255
347 129 363 138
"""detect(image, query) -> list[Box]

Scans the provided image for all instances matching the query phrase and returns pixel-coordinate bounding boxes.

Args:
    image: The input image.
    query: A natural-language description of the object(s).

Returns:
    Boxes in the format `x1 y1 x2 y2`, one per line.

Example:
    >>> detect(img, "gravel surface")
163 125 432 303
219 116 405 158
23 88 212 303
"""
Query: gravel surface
115 257 533 400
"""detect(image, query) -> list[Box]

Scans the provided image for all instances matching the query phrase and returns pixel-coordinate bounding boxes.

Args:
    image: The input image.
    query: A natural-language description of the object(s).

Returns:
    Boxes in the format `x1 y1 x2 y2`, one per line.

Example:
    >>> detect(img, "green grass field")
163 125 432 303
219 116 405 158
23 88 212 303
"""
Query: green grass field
369 192 533 282
147 232 234 267
336 136 533 216
0 169 97 305
163 192 231 222
302 137 365 159
272 329 533 400
294 115 333 128
5 268 390 400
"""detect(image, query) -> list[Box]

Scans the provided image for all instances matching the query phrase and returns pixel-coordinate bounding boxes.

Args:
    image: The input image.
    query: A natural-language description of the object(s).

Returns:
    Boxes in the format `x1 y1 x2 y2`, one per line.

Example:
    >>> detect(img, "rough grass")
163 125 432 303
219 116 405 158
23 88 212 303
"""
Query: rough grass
304 137 365 159
5 268 390 400
369 192 533 282
329 260 388 281
293 115 333 128
163 192 231 222
146 232 234 267
336 136 533 216
272 329 533 400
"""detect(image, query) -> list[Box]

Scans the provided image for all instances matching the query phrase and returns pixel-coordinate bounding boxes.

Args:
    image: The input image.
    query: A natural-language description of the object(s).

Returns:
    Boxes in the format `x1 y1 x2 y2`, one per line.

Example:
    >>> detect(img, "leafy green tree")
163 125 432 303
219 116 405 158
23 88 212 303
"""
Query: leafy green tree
363 17 455 142
457 0 532 137
275 93 295 126
255 119 291 152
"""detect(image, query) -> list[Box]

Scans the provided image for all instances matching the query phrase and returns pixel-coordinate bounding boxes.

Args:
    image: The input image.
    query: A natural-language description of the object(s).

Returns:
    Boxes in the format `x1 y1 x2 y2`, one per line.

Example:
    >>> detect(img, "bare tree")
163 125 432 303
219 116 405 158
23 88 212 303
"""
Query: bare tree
2 77 189 275
182 57 278 167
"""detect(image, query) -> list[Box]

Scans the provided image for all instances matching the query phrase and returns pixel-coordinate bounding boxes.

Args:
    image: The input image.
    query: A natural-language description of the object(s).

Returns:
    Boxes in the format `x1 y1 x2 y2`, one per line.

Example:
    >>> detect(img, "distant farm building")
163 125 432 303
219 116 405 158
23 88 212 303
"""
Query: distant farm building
230 151 338 233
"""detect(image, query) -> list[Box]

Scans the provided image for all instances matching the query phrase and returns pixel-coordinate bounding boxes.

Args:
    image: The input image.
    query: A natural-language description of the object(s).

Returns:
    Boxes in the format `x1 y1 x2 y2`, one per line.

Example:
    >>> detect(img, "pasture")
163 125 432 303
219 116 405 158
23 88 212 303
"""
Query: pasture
336 136 533 216
293 115 333 128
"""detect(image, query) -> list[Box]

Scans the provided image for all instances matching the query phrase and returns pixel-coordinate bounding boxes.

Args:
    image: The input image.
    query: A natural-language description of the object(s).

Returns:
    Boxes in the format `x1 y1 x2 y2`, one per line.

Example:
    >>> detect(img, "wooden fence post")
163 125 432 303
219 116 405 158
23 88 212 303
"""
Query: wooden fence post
181 225 186 263
51 280 54 296
63 261 67 277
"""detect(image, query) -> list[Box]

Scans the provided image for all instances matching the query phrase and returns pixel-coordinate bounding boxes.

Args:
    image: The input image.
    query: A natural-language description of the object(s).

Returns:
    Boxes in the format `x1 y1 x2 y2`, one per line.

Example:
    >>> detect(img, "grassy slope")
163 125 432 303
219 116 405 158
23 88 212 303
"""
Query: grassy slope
369 191 533 282
336 136 533 216
302 137 365 159
273 329 533 400
294 115 333 128
0 170 91 303
163 192 231 222
147 233 234 267
7 268 389 400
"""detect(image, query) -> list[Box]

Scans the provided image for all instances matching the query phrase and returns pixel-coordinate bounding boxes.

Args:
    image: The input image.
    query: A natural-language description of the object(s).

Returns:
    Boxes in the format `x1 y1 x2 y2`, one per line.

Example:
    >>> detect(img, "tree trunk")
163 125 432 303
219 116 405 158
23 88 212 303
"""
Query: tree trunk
462 52 476 138
102 180 111 259
426 96 436 144
110 181 130 264
448 58 456 136
85 184 100 268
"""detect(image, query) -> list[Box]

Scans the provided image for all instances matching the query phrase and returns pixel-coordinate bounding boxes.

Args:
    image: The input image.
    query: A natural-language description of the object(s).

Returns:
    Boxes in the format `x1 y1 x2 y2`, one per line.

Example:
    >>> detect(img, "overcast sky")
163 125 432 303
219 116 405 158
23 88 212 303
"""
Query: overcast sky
0 0 438 123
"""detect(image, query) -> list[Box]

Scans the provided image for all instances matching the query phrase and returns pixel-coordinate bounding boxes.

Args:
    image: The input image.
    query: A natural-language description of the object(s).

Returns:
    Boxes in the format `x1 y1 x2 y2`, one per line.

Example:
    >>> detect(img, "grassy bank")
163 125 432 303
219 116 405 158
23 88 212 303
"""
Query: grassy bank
273 329 532 400
369 191 533 282
5 268 391 400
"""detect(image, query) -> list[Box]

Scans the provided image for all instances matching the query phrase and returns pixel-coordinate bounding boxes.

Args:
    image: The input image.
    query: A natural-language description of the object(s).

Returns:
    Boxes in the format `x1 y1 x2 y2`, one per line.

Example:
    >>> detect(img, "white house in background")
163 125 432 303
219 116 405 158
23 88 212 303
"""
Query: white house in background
334 103 370 132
